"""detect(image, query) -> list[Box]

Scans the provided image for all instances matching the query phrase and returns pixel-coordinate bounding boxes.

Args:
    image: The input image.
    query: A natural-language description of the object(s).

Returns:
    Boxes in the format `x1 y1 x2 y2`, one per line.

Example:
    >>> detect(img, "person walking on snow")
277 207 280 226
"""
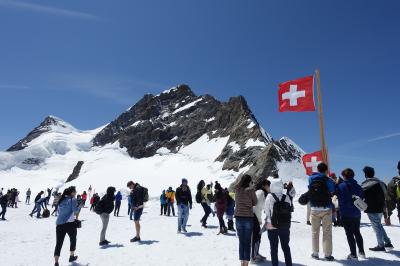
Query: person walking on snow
214 182 228 234
226 189 236 232
361 166 394 252
308 163 335 261
160 190 168 215
264 178 293 266
197 180 212 228
337 168 366 260
234 174 257 266
251 179 270 263
114 191 122 217
26 188 31 205
95 187 116 246
166 187 176 216
176 178 193 233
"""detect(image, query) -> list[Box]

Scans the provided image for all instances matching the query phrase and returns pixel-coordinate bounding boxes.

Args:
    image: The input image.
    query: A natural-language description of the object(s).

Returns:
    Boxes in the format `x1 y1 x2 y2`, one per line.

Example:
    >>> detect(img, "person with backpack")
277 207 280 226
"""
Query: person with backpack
196 180 212 228
175 178 193 233
361 166 394 251
127 181 148 242
0 191 8 220
337 168 366 260
160 190 168 216
54 186 83 266
214 182 228 234
251 179 270 263
308 163 335 261
234 174 257 266
95 187 116 246
387 161 400 224
264 178 292 266
26 188 31 205
114 191 122 217
166 187 176 216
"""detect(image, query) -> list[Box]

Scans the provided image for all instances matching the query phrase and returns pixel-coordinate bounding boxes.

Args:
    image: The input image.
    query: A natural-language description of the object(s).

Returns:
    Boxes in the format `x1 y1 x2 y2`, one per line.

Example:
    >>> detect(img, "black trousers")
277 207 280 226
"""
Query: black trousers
268 228 292 266
200 203 211 225
0 204 6 219
114 201 121 216
161 204 168 215
342 216 364 256
54 222 77 257
251 215 261 259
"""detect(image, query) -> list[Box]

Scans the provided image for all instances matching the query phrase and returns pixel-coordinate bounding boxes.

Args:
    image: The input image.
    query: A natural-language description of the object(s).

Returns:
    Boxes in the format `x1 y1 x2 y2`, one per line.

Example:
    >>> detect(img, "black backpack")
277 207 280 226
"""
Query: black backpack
142 187 149 203
271 194 292 229
309 177 331 207
195 190 202 204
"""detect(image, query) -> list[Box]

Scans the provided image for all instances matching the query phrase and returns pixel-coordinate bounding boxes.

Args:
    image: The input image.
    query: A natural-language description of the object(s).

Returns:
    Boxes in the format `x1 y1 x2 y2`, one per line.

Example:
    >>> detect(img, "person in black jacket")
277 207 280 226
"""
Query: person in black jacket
96 187 116 246
0 191 9 220
127 181 146 242
361 166 394 252
175 178 192 233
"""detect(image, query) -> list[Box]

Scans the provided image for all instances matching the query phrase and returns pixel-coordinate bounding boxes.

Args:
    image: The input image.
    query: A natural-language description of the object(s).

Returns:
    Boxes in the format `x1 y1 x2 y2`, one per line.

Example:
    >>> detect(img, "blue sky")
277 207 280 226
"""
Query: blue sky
0 0 399 180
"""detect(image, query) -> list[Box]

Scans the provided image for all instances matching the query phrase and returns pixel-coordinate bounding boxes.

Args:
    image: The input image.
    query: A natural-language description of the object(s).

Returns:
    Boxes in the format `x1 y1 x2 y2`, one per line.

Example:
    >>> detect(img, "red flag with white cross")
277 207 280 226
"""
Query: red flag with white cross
302 150 323 175
278 75 315 112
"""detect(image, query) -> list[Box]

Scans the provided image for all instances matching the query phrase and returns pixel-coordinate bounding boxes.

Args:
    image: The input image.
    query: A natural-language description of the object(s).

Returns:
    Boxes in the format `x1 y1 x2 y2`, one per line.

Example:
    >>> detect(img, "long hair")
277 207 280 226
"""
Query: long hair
197 180 205 191
58 186 76 205
238 174 252 189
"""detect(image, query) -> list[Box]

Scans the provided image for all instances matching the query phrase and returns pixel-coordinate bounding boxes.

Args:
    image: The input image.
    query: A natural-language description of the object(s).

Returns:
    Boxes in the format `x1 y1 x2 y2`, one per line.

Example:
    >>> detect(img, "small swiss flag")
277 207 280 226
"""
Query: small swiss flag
278 76 315 112
302 151 323 176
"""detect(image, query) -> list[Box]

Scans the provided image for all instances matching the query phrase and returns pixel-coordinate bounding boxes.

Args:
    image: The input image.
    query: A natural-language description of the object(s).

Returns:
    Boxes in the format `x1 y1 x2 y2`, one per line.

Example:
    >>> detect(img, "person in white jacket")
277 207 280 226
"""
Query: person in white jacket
264 178 293 266
251 179 270 263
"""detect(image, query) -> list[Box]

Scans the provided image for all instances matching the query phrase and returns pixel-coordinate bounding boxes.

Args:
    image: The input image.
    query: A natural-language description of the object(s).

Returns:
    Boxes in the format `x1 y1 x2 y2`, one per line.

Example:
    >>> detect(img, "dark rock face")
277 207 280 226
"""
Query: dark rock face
7 116 68 152
66 161 84 183
93 85 303 176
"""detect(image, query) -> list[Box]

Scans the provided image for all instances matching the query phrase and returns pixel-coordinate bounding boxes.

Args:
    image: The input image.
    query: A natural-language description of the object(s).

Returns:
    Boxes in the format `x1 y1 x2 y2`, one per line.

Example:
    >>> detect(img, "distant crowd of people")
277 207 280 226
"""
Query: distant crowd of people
1 161 399 266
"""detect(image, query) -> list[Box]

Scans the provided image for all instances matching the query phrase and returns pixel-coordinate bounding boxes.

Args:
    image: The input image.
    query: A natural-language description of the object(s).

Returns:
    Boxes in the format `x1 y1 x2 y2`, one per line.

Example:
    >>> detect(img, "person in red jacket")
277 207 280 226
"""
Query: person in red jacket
215 182 228 234
81 191 87 207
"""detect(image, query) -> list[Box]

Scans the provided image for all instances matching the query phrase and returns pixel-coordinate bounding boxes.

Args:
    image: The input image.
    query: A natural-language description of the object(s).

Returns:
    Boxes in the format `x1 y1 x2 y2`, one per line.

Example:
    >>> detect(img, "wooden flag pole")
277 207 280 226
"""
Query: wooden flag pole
315 69 329 167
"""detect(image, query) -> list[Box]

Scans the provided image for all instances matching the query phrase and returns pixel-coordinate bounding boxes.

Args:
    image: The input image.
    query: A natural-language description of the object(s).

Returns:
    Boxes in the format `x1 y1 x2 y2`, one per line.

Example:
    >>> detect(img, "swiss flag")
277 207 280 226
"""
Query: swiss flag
302 151 323 176
278 76 315 112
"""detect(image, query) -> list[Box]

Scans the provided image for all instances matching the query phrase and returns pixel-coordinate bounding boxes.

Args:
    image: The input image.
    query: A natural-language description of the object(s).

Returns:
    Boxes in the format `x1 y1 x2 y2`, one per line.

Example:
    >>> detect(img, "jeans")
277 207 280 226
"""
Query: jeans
268 228 292 266
100 213 110 242
54 222 77 256
167 202 175 216
178 204 190 231
236 217 254 261
342 216 364 256
200 202 211 225
367 213 391 247
251 215 261 260
31 203 42 218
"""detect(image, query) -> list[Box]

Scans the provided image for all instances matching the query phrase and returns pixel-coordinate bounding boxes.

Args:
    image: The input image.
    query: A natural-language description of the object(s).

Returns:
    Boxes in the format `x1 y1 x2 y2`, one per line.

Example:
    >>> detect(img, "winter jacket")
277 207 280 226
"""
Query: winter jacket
253 189 268 224
34 193 43 203
26 190 31 197
99 194 115 214
308 172 335 210
56 197 81 225
215 191 228 218
361 177 387 213
131 184 145 208
166 190 175 203
264 178 292 224
115 192 123 202
387 176 400 206
160 192 167 205
234 187 257 218
337 178 364 218
201 187 212 204
175 186 192 206
81 193 87 201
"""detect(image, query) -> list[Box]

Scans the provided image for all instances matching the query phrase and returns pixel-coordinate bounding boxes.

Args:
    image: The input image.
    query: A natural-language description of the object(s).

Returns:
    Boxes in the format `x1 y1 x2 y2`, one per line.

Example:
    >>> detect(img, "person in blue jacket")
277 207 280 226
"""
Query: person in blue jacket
114 191 122 217
337 168 365 261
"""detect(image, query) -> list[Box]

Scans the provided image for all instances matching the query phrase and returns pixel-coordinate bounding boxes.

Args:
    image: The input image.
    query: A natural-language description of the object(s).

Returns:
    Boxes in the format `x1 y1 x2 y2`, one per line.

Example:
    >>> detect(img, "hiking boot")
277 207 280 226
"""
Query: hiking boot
250 257 262 264
182 227 188 233
228 220 236 231
369 246 386 252
384 243 394 251
347 254 358 261
311 253 319 260
54 263 59 266
130 237 141 243
359 252 366 259
324 256 334 261
69 256 78 263
99 241 108 246
202 224 208 228
307 221 311 225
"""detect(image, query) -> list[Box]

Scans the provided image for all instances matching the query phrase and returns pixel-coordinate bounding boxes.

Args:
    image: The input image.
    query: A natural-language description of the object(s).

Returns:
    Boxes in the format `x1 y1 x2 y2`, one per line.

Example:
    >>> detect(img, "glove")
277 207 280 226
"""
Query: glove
189 204 192 210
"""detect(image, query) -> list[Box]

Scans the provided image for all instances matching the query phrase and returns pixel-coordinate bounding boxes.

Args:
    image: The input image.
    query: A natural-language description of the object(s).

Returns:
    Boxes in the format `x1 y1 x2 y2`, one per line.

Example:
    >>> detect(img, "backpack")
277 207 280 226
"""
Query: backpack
309 177 331 207
42 209 50 218
271 194 292 229
195 190 202 204
142 187 149 203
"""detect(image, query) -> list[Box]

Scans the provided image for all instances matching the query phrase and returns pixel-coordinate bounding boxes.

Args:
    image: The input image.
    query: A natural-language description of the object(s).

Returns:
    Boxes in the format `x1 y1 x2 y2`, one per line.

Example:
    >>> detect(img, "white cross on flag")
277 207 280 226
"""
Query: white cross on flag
302 150 323 175
278 75 316 112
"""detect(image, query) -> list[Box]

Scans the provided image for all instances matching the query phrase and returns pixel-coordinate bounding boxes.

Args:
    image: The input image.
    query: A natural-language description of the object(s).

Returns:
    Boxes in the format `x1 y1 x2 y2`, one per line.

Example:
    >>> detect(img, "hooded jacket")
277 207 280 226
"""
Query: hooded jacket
361 177 387 213
99 187 116 214
264 178 292 224
337 178 364 218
